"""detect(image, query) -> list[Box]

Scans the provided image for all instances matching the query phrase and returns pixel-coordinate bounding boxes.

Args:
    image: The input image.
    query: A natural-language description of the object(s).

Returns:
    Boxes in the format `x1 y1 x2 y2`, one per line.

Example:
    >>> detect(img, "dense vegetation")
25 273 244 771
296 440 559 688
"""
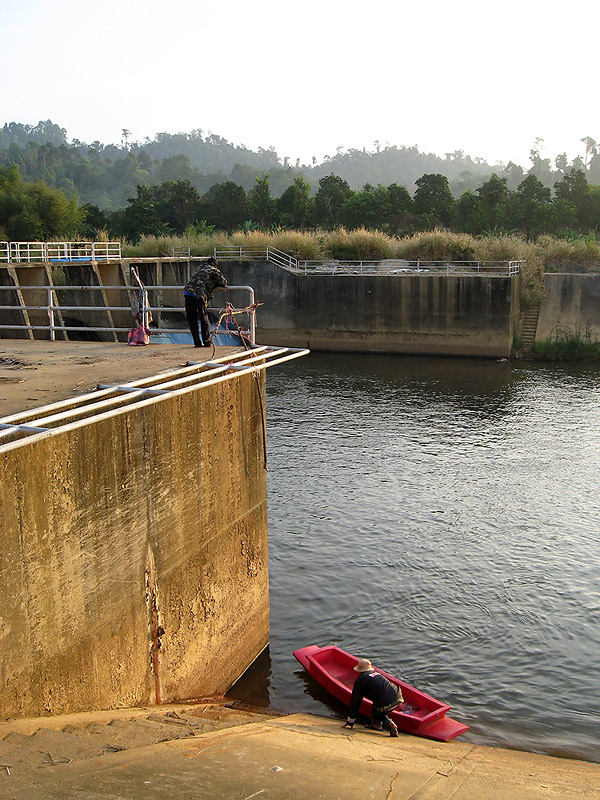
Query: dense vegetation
2 120 600 211
1 120 600 308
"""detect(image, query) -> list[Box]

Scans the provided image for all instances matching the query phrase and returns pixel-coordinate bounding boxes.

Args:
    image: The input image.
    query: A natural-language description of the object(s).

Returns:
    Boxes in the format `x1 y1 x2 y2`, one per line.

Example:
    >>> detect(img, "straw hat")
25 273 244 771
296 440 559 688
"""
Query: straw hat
354 658 374 672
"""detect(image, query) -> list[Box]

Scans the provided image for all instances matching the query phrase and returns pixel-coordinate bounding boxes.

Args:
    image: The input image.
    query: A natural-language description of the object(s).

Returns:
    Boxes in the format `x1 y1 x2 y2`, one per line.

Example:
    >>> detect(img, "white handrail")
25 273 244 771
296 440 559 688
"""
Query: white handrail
0 283 256 343
213 246 522 276
1 241 121 263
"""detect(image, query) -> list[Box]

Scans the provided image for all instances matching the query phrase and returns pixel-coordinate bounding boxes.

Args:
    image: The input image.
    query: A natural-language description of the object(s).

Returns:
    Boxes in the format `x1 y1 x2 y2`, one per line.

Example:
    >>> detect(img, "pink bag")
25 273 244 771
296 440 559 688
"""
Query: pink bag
128 326 151 346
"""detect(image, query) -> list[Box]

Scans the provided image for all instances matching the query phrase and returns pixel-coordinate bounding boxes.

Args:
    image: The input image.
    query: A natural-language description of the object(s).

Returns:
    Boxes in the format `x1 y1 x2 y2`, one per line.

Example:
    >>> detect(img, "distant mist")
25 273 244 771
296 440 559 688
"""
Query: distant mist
1 120 599 212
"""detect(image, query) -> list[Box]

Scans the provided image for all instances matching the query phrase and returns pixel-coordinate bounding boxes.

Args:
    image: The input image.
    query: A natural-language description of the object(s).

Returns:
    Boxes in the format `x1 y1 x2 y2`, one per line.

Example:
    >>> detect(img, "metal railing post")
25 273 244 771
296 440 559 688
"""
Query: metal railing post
248 287 256 344
47 288 55 341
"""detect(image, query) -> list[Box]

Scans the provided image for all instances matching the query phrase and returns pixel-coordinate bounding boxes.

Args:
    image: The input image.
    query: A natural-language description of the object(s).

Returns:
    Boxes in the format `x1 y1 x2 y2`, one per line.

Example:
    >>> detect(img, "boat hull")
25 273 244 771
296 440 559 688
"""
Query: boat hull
293 644 468 742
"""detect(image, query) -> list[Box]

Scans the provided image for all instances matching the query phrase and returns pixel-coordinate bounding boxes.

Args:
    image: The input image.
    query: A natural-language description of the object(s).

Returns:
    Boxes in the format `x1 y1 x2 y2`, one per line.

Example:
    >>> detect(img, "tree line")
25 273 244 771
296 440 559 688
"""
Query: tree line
1 164 599 244
2 120 599 214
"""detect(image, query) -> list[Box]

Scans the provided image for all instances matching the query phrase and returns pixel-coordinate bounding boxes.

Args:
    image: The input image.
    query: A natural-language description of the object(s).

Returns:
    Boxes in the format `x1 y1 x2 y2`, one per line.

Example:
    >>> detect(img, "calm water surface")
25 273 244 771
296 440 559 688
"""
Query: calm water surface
233 353 600 763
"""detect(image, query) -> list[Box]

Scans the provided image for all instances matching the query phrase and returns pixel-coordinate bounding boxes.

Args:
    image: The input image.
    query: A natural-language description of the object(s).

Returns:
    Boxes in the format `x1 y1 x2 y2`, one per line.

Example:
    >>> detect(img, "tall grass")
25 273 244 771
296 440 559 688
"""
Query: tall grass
121 229 600 307
533 324 600 361
535 234 600 272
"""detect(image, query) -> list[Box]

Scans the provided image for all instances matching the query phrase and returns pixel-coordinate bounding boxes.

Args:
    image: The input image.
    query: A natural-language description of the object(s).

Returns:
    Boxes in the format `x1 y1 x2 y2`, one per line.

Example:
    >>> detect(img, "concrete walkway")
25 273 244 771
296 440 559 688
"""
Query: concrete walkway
0 339 244 416
1 707 598 799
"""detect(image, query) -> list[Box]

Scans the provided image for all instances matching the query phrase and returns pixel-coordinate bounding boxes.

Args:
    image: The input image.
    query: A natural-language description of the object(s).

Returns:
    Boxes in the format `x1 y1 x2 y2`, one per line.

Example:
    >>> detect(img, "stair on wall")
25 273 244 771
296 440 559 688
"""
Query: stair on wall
519 302 541 349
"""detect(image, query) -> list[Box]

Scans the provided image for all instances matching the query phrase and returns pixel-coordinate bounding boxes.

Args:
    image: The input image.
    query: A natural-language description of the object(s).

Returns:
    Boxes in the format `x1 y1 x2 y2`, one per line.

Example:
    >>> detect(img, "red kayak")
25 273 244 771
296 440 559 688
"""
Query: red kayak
293 644 468 742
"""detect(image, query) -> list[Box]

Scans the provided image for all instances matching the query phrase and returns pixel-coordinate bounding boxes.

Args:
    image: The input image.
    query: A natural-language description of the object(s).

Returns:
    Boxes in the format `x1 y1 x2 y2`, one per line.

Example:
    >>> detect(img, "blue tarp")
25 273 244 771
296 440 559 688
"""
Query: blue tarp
153 321 246 347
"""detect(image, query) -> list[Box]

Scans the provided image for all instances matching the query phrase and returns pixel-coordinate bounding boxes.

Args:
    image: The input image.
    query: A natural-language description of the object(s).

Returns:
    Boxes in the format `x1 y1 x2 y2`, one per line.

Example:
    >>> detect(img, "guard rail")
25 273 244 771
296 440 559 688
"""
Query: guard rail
0 284 256 343
213 246 522 276
0 241 122 263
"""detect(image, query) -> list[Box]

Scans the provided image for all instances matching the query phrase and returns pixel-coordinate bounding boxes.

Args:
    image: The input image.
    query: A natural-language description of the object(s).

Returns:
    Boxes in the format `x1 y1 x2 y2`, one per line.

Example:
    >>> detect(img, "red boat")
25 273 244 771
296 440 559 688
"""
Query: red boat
293 644 468 742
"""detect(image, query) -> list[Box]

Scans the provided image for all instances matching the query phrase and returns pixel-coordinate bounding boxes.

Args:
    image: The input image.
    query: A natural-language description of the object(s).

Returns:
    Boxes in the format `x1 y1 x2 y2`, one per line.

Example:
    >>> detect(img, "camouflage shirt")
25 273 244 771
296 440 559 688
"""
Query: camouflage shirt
184 266 227 303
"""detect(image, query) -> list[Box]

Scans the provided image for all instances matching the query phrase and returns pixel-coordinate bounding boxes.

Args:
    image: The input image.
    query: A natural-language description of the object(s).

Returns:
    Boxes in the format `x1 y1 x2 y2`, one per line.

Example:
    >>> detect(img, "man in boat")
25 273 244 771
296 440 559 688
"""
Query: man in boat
183 257 227 347
343 658 403 737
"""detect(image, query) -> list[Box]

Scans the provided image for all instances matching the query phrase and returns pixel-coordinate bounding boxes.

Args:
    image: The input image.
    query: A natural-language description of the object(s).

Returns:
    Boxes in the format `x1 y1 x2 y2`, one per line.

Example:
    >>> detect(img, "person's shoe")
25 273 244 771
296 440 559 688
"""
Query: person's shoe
389 721 398 737
365 723 383 731
202 340 212 347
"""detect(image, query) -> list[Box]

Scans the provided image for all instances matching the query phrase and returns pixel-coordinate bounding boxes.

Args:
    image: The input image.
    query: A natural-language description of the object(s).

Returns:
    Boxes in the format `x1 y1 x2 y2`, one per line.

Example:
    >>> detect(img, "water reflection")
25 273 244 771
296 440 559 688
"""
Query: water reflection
261 353 600 763
226 646 272 708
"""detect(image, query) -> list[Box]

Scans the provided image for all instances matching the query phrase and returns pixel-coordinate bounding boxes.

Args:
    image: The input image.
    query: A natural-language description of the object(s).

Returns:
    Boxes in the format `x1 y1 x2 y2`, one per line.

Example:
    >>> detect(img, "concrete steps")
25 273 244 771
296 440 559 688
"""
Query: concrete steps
0 703 266 779
519 302 541 349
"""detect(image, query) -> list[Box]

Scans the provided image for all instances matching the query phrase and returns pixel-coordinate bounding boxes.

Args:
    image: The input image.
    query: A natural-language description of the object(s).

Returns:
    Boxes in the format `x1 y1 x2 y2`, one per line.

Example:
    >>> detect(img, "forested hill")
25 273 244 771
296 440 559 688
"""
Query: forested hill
1 120 598 211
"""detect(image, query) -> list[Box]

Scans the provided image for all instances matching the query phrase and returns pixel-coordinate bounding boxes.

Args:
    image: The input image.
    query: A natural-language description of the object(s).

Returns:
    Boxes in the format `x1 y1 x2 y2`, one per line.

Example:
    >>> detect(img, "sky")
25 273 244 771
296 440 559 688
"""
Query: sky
1 0 598 170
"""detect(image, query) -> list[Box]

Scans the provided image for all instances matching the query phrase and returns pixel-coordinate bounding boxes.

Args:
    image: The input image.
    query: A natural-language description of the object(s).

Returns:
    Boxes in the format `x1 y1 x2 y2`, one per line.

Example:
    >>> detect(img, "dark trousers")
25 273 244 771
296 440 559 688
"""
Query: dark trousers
371 695 402 730
184 294 209 346
370 707 398 730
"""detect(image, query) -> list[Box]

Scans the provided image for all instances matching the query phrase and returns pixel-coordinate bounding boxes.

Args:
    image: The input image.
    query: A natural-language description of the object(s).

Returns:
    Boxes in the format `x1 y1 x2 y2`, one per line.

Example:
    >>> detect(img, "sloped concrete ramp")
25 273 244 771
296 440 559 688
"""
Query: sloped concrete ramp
1 711 598 799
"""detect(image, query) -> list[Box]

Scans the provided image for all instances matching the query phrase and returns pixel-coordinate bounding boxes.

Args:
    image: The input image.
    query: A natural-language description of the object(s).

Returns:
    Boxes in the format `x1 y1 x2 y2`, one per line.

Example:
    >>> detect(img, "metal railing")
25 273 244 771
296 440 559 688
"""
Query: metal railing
0 241 122 263
213 245 522 276
0 345 310 448
0 284 256 343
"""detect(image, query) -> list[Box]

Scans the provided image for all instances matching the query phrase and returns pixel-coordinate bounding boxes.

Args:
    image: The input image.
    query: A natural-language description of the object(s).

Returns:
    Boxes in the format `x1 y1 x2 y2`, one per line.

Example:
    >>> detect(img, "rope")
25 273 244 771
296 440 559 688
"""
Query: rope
208 302 261 350
207 302 267 470
253 368 268 471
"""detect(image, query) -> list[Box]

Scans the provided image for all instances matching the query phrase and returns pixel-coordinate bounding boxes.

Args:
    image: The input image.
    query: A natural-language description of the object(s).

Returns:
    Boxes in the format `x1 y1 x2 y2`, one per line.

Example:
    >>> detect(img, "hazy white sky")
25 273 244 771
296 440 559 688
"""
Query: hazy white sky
1 0 597 169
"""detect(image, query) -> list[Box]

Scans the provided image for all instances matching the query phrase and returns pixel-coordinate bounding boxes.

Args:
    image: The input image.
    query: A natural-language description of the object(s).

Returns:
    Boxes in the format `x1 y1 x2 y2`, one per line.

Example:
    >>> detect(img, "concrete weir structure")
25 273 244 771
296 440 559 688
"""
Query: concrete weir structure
221 261 521 358
0 255 520 357
0 342 307 720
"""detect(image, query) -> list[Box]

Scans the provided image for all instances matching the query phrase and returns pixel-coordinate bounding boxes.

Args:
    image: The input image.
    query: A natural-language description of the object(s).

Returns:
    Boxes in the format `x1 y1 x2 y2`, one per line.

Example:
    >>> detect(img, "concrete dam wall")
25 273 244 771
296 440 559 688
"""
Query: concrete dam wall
220 261 520 358
0 362 270 719
537 273 600 340
0 258 519 357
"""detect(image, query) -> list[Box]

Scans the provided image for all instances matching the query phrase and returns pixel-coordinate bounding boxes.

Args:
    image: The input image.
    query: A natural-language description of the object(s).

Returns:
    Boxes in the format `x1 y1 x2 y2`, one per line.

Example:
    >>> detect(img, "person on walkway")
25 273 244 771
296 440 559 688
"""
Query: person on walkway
343 658 403 737
184 257 227 347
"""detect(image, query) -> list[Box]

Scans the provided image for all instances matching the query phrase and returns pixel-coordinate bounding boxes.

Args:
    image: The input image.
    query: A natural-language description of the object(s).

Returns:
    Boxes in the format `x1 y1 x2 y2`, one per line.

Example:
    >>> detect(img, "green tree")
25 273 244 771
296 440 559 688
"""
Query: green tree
339 184 382 229
313 174 353 228
0 164 83 239
506 175 552 238
201 181 248 232
554 169 592 231
116 179 202 240
79 203 110 238
453 190 485 234
413 173 455 227
528 137 553 185
386 183 412 232
248 174 276 228
477 174 509 232
156 154 195 182
276 176 313 229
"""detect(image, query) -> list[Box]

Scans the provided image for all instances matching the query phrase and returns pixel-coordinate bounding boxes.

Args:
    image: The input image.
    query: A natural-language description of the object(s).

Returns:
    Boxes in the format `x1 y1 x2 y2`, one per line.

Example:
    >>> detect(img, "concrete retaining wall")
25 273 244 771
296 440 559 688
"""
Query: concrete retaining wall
1 258 519 356
0 372 269 719
220 261 519 358
537 273 600 340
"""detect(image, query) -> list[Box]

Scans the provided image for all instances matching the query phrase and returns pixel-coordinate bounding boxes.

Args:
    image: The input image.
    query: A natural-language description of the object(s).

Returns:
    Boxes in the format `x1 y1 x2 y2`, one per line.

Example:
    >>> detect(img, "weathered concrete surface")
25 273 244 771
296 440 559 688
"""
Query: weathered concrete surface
537 273 600 340
1 257 520 356
220 261 520 357
0 341 269 719
0 340 242 416
1 711 598 800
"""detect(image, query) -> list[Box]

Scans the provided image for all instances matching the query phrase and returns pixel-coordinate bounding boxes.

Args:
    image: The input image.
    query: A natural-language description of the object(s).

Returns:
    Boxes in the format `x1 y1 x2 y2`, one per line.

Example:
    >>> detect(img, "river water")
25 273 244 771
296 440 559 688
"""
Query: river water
232 352 600 763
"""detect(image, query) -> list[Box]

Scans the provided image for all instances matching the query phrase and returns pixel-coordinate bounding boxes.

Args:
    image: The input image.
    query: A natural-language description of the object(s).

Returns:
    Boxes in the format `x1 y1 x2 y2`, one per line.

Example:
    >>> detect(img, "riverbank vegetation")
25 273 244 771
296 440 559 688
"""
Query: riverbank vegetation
122 228 600 307
532 324 600 361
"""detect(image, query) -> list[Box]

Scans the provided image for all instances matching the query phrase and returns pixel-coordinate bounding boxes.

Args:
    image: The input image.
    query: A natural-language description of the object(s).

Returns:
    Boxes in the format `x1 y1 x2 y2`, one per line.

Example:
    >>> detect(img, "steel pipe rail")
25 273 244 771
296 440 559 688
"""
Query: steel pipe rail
213 245 522 276
0 346 310 449
0 241 121 263
0 284 256 343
